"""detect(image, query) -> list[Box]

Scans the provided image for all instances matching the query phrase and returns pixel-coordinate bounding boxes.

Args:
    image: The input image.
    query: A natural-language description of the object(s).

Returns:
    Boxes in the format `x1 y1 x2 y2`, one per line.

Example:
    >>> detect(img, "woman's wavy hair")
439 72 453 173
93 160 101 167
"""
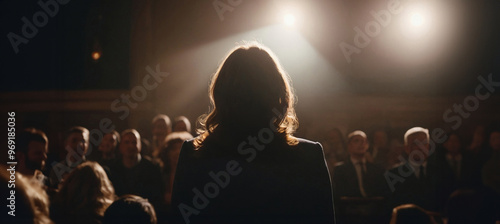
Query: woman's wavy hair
54 161 116 218
194 43 298 149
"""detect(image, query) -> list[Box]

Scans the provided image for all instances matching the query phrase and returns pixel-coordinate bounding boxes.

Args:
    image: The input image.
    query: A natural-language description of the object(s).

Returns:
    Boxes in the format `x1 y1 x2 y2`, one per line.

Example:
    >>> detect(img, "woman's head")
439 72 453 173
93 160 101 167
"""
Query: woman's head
56 161 115 217
195 43 298 148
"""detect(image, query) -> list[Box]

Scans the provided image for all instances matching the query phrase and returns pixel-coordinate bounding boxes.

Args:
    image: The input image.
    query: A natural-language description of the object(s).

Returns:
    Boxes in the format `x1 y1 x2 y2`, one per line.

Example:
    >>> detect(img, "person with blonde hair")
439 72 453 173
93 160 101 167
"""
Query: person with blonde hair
1 165 53 224
171 43 334 224
50 161 115 224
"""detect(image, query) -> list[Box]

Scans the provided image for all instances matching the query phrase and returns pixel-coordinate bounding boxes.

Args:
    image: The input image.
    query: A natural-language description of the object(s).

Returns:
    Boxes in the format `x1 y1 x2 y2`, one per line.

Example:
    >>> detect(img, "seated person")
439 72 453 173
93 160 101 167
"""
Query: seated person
103 194 157 224
333 130 388 198
108 129 164 214
49 126 89 189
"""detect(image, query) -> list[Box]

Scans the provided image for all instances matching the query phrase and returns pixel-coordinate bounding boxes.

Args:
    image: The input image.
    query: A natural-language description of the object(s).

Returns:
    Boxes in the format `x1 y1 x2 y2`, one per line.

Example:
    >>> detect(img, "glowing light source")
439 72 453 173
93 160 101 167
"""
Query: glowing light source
92 51 101 61
283 13 296 27
410 12 425 27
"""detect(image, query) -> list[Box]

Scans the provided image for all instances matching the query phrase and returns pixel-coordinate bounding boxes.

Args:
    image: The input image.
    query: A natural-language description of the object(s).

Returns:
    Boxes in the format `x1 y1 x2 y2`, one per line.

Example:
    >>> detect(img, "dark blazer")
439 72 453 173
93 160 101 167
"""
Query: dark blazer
107 157 164 207
333 159 389 198
171 138 335 224
386 155 452 212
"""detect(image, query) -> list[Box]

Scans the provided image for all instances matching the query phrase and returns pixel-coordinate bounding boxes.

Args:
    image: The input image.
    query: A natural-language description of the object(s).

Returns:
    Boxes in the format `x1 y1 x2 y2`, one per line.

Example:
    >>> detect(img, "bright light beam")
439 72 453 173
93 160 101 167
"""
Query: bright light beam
283 13 296 27
410 12 425 27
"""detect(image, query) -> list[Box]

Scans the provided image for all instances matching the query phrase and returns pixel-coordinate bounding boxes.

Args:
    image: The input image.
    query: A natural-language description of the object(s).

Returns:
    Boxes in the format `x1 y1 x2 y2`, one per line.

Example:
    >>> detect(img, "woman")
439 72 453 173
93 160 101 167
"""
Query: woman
51 161 116 224
171 43 335 224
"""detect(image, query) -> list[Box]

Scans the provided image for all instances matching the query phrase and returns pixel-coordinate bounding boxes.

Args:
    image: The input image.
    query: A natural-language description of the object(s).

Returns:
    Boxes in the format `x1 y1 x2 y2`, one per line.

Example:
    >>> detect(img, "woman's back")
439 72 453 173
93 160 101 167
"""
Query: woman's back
172 138 334 224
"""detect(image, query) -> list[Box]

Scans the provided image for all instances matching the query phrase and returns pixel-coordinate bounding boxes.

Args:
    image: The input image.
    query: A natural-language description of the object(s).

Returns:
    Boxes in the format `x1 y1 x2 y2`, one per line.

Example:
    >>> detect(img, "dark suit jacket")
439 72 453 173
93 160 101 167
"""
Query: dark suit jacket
387 156 452 212
171 138 335 224
108 157 164 208
333 159 389 198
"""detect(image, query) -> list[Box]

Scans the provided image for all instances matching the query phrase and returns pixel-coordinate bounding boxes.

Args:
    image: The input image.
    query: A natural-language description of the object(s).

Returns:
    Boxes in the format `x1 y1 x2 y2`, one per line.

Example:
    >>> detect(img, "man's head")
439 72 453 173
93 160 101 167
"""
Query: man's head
120 129 141 158
65 126 90 158
347 130 369 159
404 127 430 162
152 114 171 141
18 128 48 172
99 131 120 155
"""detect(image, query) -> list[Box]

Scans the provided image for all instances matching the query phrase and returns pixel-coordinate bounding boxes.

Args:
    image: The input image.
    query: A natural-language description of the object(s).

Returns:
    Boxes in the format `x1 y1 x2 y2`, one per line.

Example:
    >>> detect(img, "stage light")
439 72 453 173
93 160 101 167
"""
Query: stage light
283 13 296 27
92 51 101 61
410 12 425 27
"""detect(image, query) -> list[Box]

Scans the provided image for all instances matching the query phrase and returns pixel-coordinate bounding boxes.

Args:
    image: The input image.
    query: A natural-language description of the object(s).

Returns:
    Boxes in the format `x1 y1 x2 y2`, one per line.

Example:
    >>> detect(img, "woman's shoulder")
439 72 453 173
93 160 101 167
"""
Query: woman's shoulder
295 137 323 151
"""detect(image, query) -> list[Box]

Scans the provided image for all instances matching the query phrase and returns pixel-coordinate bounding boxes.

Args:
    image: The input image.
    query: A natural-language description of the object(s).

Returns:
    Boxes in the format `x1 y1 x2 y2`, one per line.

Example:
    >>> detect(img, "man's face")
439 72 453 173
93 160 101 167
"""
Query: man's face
152 119 169 140
66 132 88 157
26 141 48 171
348 135 368 157
99 133 117 154
173 121 187 132
120 133 141 157
405 132 430 162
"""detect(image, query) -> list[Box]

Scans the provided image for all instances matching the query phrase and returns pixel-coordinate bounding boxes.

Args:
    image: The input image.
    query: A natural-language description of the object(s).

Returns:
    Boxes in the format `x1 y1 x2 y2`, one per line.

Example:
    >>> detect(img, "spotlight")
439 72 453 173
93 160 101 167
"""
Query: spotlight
410 12 425 27
92 51 101 61
283 13 296 27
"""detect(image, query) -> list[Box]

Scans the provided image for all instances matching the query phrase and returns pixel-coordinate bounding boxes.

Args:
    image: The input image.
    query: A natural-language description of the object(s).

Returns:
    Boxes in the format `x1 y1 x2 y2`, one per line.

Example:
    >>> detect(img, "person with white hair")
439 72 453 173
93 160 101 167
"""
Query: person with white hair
387 127 451 213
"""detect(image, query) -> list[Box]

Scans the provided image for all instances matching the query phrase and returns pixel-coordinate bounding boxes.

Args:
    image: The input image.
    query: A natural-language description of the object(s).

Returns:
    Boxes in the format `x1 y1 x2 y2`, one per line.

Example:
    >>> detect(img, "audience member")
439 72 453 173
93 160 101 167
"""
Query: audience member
49 126 89 189
103 194 157 224
150 114 172 158
50 161 115 224
322 127 348 176
367 129 391 169
171 43 335 224
173 116 191 133
387 127 451 212
97 130 120 166
159 131 193 206
482 128 500 221
18 128 49 187
333 130 388 198
436 133 475 191
107 129 164 214
1 166 53 224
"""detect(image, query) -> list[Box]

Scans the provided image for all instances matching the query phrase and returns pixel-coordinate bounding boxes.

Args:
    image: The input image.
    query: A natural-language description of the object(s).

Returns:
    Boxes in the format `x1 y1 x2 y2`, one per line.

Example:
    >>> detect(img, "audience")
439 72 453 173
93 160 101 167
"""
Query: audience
50 161 115 224
367 129 391 169
150 114 172 159
49 126 90 189
10 119 500 224
18 128 49 187
482 128 500 221
334 130 388 198
97 130 120 166
172 116 192 133
1 166 53 224
333 130 390 224
103 194 157 224
322 127 348 176
107 129 164 215
436 133 476 192
158 131 193 206
387 127 451 212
